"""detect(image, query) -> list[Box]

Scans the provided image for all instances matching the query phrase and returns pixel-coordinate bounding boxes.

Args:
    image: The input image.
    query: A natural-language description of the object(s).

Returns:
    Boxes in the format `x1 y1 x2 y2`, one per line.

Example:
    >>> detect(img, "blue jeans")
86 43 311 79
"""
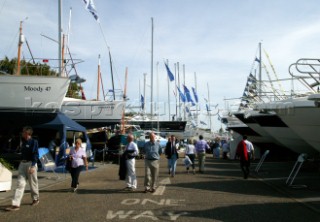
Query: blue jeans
168 154 178 176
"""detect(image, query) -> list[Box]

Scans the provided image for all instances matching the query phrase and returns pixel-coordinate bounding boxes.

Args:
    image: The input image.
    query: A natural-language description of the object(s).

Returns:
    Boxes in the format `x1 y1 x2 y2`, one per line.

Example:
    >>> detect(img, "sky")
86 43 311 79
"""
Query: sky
1 0 320 131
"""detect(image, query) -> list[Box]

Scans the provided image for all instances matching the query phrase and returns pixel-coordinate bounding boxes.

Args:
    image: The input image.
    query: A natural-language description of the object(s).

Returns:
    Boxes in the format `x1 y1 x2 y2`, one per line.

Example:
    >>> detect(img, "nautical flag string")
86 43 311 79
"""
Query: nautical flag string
83 0 99 22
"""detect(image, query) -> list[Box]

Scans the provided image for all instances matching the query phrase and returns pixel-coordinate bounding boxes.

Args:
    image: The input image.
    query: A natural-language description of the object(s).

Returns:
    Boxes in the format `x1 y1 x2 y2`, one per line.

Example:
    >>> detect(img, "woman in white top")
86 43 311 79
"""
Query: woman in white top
185 139 196 174
68 138 88 192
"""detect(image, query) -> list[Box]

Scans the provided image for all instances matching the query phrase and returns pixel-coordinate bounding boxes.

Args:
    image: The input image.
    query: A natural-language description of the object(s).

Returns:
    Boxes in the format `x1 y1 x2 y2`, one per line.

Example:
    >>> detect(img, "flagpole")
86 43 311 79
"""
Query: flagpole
183 64 186 121
150 17 154 122
207 82 212 132
139 79 142 112
167 60 171 121
177 62 181 119
174 63 177 119
194 72 198 125
143 73 147 115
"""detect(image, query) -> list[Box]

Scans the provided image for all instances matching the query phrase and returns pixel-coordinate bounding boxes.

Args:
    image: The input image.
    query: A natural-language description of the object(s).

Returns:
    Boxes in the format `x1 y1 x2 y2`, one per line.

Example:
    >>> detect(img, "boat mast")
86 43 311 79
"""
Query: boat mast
108 48 116 101
258 42 262 96
97 54 101 100
58 0 62 77
207 82 212 132
120 68 128 134
150 17 154 120
16 21 24 76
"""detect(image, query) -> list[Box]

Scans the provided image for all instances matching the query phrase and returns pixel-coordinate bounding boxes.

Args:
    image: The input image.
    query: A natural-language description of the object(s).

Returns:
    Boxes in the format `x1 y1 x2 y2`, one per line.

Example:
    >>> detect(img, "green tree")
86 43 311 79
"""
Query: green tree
0 57 84 99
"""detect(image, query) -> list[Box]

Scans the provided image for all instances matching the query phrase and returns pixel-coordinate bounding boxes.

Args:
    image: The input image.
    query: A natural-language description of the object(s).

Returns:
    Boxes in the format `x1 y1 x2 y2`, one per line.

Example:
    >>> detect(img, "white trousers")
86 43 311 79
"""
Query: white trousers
12 162 39 207
126 158 137 189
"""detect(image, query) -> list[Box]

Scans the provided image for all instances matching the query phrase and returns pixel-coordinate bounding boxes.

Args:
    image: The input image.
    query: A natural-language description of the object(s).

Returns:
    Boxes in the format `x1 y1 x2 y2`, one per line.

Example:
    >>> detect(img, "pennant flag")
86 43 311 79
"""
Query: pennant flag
164 62 174 81
192 87 199 103
140 94 144 109
255 57 260 63
177 86 186 102
83 0 99 22
183 85 195 106
200 120 207 125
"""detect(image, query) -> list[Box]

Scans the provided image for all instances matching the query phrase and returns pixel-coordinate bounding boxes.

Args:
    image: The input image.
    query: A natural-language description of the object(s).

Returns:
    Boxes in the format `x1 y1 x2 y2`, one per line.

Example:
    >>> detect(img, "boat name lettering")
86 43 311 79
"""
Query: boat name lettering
24 86 51 92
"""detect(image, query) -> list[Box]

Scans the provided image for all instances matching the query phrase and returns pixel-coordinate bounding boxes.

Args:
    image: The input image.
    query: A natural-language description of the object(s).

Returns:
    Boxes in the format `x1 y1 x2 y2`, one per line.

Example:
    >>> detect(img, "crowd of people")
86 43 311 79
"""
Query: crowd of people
4 126 254 212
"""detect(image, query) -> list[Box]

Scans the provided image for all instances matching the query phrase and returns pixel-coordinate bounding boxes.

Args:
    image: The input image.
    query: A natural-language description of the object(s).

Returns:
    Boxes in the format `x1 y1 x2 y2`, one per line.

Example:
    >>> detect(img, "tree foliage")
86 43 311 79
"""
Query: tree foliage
0 57 82 98
0 56 57 76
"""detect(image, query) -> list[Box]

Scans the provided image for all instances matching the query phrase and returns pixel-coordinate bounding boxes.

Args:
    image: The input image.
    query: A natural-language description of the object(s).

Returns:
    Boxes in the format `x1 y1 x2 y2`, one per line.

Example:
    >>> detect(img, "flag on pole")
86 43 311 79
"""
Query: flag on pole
192 87 198 103
183 85 195 106
177 86 186 102
140 94 144 109
83 0 99 22
164 62 174 81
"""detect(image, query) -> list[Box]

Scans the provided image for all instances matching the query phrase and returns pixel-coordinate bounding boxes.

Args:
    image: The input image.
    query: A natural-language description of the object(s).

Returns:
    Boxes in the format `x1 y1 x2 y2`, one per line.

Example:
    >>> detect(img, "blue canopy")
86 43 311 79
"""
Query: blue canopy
36 112 86 132
35 112 91 165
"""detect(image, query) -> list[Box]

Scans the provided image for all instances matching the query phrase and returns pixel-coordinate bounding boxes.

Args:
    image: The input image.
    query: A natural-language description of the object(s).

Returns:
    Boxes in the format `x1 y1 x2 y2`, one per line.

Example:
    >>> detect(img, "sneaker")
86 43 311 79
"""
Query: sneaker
144 188 151 193
73 187 78 192
150 188 156 193
31 199 39 206
5 206 20 211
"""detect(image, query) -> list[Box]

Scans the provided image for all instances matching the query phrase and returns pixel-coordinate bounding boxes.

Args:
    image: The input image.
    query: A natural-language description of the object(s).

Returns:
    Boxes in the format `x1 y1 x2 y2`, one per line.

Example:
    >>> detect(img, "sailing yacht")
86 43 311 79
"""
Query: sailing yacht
0 21 70 130
61 97 125 129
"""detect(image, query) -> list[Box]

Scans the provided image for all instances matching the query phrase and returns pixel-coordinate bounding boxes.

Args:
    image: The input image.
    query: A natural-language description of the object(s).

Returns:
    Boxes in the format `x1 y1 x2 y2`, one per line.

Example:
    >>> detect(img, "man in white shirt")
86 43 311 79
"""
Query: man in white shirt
124 134 139 191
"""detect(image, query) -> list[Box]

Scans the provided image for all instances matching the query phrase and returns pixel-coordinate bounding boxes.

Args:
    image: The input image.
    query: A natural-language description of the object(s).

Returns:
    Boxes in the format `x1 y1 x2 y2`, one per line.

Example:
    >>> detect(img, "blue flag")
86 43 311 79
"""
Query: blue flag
140 94 144 109
183 85 195 106
164 62 174 81
177 86 186 102
83 0 99 22
192 87 198 103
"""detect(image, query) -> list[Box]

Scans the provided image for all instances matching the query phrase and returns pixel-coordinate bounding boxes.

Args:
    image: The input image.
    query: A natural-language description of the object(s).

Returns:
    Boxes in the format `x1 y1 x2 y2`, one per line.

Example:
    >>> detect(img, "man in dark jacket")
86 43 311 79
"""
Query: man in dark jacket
165 135 179 177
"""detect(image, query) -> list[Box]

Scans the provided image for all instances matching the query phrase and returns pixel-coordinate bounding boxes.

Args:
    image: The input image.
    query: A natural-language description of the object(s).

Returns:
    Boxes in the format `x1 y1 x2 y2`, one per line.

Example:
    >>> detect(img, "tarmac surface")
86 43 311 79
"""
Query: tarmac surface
1 154 320 222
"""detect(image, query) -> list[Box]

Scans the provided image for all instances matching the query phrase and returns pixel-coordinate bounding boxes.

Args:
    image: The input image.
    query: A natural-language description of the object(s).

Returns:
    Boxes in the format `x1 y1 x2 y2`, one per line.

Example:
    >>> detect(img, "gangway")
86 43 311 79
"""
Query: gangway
255 150 270 173
286 153 308 187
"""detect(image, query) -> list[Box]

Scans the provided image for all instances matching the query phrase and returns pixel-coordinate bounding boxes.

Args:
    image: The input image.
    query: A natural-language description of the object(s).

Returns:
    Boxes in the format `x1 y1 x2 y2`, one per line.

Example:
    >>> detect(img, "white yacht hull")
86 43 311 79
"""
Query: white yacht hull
270 97 320 153
61 98 125 128
0 75 70 112
256 99 318 155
